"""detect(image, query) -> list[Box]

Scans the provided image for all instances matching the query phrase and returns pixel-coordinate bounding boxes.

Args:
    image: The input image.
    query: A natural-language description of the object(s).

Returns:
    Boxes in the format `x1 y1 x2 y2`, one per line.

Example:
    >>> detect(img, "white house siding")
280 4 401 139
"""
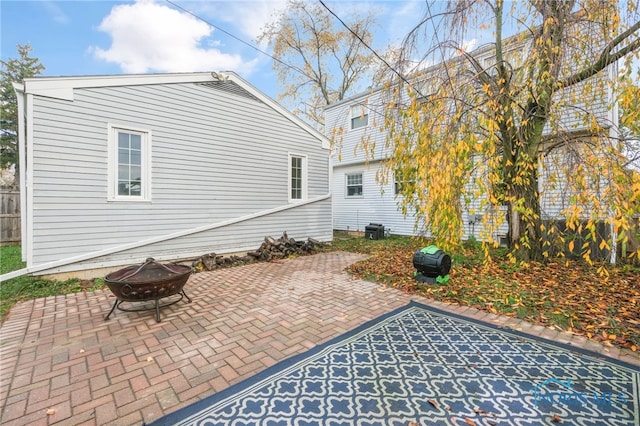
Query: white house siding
27 78 330 273
327 90 609 242
332 161 420 236
332 160 510 241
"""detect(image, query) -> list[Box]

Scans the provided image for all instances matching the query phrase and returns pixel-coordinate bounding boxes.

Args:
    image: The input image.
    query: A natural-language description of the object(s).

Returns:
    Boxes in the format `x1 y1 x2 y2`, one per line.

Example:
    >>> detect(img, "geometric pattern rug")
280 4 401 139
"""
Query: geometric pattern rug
147 301 640 426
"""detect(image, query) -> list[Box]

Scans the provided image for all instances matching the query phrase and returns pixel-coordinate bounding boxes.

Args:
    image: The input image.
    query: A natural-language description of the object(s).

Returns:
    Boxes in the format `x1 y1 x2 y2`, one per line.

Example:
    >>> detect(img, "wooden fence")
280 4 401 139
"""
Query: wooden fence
1 188 20 244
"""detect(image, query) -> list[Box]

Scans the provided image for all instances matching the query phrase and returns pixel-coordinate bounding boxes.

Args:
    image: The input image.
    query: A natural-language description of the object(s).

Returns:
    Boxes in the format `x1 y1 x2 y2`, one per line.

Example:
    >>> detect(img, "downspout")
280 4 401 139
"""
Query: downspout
608 61 619 264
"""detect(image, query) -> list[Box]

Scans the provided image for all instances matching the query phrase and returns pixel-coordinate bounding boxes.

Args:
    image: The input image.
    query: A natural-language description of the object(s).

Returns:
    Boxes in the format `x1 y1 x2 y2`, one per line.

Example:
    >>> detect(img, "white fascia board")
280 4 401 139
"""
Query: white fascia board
22 72 220 101
222 71 331 151
12 83 28 261
25 93 34 266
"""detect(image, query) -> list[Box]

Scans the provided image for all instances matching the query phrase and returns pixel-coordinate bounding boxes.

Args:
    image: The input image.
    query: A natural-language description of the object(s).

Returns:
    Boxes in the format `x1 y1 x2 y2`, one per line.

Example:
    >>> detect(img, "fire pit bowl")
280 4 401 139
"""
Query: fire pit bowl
104 258 192 322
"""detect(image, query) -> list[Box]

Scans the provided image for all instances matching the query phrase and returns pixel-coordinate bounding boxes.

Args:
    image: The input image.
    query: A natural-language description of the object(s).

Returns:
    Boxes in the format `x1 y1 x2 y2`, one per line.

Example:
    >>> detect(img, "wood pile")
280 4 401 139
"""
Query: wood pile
247 232 324 261
192 232 325 272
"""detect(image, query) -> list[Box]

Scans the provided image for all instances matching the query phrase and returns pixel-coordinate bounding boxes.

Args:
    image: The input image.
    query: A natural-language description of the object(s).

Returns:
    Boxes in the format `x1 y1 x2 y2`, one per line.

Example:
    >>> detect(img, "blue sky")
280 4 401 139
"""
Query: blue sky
0 0 431 100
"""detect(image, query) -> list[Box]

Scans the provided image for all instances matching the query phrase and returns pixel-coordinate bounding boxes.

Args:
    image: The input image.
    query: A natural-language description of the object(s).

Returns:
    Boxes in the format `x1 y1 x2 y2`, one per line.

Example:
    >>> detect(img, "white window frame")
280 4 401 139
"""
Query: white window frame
346 173 363 198
394 169 416 195
107 124 152 202
350 104 369 130
288 153 307 203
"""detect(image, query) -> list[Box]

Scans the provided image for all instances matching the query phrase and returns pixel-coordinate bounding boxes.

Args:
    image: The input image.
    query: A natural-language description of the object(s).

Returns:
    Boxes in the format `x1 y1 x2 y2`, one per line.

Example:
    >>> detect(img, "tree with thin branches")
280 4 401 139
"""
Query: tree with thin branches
371 0 640 266
258 0 377 129
1 43 45 186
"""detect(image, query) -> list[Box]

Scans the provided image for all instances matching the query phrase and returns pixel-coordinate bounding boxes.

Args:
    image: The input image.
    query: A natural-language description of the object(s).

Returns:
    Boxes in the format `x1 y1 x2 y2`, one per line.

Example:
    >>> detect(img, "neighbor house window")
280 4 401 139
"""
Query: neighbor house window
350 104 368 130
346 173 363 197
394 168 416 195
108 124 151 201
289 153 307 202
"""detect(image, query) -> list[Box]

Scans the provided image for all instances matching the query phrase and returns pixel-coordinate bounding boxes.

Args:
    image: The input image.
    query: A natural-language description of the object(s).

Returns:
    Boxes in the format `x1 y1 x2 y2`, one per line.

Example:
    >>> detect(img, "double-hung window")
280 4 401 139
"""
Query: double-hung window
350 104 368 130
394 168 416 195
346 173 363 197
108 124 151 201
289 153 307 202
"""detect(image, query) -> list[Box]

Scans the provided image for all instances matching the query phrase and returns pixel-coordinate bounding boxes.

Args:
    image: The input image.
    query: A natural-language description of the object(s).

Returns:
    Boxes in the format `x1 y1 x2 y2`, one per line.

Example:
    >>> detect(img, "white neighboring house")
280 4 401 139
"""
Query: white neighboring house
325 44 619 242
8 71 332 279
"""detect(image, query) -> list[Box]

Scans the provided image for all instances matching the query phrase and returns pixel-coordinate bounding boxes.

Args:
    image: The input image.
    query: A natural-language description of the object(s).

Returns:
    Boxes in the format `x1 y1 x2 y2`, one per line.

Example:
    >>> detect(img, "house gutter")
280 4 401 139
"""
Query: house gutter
0 194 331 282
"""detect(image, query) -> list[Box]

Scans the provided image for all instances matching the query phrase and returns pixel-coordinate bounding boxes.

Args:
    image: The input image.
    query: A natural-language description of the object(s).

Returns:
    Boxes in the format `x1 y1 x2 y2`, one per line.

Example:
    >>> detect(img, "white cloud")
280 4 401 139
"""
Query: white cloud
387 0 425 45
186 0 288 42
42 0 70 25
91 0 258 74
461 38 478 53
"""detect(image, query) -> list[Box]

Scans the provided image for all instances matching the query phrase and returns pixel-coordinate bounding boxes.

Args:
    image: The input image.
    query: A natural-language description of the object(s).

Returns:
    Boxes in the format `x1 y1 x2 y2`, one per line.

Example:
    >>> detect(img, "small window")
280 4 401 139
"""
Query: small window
394 169 416 195
346 173 363 197
289 154 307 202
350 104 368 130
108 125 151 201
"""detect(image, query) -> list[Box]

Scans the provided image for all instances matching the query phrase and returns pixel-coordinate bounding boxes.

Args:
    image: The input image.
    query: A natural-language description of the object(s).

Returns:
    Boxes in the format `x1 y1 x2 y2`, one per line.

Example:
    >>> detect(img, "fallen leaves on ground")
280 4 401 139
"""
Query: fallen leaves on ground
340 237 640 351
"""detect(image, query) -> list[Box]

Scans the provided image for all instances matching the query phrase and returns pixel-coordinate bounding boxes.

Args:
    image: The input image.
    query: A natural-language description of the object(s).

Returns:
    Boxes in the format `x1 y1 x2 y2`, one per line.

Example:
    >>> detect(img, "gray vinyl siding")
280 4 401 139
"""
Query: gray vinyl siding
29 81 330 269
45 199 332 274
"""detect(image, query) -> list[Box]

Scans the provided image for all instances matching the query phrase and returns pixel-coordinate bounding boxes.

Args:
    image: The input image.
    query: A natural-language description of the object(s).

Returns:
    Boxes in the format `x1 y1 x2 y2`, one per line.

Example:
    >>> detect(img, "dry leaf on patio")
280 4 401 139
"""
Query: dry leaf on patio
473 408 493 416
408 422 420 426
46 409 56 415
463 418 476 426
551 414 562 423
427 399 439 408
147 356 154 362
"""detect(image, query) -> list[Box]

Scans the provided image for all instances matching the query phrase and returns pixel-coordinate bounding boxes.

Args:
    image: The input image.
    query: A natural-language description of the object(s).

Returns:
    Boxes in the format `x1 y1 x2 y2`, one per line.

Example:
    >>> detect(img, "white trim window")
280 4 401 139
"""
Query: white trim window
394 168 416 195
108 124 152 201
350 104 368 130
289 153 307 202
346 173 363 197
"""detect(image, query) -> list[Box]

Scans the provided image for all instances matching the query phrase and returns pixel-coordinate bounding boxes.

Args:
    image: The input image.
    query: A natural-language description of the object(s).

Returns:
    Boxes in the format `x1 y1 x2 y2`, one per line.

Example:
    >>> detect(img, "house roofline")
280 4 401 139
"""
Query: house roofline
21 71 330 149
325 29 534 112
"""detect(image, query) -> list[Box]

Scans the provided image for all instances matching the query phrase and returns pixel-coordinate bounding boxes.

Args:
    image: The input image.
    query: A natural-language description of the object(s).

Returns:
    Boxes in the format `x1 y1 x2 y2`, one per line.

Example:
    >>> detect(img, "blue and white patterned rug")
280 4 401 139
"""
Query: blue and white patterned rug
149 301 640 426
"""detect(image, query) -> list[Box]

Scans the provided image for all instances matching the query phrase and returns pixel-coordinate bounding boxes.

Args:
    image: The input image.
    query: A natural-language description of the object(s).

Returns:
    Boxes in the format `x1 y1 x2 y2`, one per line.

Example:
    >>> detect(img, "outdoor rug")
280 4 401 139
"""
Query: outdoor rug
149 301 640 426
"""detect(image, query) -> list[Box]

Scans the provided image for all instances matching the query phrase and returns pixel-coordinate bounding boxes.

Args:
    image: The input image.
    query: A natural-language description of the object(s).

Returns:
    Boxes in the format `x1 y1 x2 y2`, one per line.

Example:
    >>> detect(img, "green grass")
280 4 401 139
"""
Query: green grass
326 232 640 351
0 244 103 322
328 231 432 254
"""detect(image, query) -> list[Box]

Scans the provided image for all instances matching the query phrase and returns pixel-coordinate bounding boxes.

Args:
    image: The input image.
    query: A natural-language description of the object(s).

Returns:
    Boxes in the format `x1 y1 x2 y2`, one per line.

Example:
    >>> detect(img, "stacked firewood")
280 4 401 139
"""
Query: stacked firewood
192 232 325 272
193 253 254 271
247 232 324 261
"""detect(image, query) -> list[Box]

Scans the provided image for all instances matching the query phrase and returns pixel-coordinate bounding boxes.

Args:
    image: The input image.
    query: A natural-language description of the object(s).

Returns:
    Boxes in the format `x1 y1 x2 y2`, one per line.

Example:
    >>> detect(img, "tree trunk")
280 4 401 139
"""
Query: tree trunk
506 152 544 262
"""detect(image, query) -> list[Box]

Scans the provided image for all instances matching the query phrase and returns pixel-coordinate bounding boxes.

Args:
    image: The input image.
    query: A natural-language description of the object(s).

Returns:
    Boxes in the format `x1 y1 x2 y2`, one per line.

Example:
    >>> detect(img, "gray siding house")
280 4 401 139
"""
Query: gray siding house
11 72 332 278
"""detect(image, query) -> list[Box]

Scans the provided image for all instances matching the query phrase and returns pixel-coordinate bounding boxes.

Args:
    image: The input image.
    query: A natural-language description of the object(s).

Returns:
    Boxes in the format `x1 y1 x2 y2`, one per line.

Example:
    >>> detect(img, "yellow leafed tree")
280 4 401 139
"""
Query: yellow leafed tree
376 0 640 264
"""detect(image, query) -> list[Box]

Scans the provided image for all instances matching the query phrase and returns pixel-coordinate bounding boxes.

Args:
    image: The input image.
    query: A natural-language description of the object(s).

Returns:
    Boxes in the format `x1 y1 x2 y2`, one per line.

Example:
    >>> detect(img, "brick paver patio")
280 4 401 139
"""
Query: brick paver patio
1 251 638 425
